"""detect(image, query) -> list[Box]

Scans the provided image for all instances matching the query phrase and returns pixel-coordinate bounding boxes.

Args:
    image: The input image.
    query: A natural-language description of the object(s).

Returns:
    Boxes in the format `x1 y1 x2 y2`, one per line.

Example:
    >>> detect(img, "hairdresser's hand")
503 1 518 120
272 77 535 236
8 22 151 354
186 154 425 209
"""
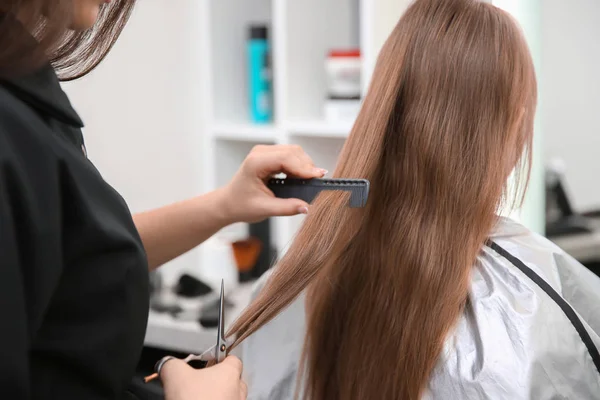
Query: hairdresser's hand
161 356 247 400
221 144 327 223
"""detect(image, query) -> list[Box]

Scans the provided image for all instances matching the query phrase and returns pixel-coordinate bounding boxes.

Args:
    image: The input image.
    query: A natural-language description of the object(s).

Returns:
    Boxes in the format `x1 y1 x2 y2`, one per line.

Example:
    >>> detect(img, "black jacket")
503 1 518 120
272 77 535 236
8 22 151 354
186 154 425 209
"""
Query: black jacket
0 63 149 398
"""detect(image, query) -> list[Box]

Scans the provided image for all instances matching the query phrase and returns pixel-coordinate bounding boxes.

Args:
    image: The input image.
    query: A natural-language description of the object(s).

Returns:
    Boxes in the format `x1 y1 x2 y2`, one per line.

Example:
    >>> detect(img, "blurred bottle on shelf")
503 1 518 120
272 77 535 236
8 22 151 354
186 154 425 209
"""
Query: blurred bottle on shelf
247 25 273 123
325 49 361 123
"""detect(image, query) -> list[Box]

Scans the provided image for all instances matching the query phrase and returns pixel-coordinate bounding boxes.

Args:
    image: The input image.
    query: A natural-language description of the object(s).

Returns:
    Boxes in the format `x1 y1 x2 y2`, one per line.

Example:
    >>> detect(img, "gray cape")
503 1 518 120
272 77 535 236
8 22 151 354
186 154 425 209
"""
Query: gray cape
240 217 600 399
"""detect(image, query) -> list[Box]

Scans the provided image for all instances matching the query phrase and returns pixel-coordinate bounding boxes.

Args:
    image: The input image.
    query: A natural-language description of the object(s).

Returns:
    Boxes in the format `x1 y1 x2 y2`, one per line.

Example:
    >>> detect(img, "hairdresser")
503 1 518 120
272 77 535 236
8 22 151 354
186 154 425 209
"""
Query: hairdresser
0 2 326 400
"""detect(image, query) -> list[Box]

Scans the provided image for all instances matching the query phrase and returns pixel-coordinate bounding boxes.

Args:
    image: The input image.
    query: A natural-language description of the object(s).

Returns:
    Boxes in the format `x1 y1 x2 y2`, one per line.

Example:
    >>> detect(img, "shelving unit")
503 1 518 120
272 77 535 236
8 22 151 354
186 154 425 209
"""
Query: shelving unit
145 0 413 352
285 120 354 138
197 0 392 262
212 122 279 142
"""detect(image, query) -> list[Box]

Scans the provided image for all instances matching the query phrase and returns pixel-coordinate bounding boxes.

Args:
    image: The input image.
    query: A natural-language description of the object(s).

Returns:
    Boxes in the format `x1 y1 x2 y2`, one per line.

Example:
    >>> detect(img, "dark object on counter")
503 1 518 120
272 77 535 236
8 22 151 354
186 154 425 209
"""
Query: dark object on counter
198 297 235 329
149 300 183 315
235 219 278 283
546 214 593 237
545 168 594 237
175 274 213 298
544 165 600 278
248 219 277 280
584 262 600 277
268 178 370 208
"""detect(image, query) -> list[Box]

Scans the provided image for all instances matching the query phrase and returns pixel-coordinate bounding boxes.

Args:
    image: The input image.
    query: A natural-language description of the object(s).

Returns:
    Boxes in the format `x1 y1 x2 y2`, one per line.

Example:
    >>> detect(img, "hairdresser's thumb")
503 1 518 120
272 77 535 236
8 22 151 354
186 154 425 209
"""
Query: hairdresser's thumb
262 197 309 217
160 358 194 389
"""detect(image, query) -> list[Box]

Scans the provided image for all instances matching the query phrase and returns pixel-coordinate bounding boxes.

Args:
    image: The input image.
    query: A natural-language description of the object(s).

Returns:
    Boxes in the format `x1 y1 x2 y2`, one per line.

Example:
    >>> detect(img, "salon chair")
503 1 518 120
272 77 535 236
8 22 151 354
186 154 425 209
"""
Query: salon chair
545 165 600 277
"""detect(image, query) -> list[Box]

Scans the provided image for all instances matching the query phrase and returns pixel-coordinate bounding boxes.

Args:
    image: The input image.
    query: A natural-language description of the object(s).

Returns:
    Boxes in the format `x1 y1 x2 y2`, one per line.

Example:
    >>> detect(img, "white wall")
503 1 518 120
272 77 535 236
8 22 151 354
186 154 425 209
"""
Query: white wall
542 0 600 212
62 0 206 284
360 0 413 92
493 0 545 234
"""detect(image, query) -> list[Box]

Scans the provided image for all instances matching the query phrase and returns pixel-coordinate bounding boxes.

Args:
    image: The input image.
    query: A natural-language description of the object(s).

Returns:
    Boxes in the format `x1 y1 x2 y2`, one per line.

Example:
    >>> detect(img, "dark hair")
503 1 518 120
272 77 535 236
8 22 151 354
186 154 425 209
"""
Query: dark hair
0 0 135 81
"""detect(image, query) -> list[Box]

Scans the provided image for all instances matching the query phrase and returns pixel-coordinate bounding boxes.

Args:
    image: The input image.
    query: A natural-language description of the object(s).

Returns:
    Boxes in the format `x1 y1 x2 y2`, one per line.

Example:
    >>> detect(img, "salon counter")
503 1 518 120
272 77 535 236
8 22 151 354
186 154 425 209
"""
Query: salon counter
144 282 255 354
551 231 600 262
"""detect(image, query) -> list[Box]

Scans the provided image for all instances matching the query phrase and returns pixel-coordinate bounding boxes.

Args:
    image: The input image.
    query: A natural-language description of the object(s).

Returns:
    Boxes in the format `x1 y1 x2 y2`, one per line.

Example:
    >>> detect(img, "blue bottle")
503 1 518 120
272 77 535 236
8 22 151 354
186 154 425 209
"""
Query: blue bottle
248 26 272 123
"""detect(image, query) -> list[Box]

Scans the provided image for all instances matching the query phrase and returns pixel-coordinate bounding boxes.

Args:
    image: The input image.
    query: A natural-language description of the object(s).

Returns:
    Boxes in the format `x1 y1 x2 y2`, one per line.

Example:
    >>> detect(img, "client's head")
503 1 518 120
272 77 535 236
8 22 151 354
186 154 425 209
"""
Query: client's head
229 0 537 399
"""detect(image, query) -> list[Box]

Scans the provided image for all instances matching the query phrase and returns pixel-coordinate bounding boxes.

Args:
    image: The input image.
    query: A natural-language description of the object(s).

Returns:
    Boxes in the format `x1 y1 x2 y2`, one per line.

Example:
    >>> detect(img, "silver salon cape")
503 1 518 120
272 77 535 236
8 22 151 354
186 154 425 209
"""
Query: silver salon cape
240 217 600 399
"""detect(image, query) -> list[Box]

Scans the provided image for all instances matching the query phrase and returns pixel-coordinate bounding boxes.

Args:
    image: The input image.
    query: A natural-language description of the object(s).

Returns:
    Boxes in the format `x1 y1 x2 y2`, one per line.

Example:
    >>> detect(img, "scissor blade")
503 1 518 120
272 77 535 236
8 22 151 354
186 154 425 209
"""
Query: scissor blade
218 279 225 341
197 345 217 362
196 337 234 364
215 279 227 363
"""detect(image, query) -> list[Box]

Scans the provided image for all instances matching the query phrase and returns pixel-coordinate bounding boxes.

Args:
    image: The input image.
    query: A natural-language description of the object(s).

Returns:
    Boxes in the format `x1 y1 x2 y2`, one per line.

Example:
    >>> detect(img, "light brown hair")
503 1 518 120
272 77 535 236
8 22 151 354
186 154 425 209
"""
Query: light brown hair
228 0 537 398
0 0 135 80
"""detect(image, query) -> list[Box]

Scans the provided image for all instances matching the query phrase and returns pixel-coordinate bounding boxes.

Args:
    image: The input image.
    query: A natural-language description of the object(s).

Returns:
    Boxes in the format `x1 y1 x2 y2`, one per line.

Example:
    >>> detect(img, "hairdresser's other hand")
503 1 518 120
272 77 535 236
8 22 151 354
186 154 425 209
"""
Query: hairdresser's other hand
161 356 247 400
221 144 327 223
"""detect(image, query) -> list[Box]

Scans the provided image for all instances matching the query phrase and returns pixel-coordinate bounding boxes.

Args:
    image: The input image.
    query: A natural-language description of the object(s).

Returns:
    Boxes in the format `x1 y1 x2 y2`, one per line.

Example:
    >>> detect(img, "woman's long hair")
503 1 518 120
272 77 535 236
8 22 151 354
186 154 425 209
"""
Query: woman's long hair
228 0 537 398
0 0 135 80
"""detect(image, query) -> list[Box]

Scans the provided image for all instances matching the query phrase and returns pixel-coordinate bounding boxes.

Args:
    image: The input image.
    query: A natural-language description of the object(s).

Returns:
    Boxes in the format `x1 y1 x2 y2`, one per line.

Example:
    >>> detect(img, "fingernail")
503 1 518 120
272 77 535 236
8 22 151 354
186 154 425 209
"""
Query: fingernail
298 206 309 215
314 168 328 176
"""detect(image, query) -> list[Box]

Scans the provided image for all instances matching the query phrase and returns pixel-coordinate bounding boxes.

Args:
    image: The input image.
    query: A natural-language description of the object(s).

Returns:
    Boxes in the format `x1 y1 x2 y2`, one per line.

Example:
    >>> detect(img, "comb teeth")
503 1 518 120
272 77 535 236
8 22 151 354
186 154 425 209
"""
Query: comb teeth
267 178 370 208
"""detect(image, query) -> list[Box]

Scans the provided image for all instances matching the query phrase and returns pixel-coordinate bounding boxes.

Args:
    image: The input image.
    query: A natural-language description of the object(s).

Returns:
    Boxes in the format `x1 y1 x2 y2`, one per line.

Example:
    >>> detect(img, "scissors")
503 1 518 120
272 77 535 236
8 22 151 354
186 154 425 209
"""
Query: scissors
144 279 232 383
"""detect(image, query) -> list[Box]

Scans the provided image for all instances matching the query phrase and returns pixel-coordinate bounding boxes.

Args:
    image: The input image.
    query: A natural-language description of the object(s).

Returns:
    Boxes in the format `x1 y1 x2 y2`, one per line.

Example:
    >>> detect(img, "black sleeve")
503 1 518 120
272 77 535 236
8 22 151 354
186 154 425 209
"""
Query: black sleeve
0 161 32 399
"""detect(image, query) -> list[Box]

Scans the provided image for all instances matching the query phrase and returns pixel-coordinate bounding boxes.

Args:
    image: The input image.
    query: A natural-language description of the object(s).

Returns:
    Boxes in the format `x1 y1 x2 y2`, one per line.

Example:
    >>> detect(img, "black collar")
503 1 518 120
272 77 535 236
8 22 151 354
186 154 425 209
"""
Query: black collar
0 14 84 128
1 64 84 128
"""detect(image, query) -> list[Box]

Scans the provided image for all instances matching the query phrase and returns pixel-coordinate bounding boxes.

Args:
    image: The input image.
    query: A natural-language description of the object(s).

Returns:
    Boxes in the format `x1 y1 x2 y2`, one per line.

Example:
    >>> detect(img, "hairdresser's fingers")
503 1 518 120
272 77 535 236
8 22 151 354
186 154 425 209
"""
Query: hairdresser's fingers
221 356 244 378
251 143 310 162
240 380 248 400
159 358 193 385
269 151 322 179
257 196 310 216
287 145 317 174
246 145 326 180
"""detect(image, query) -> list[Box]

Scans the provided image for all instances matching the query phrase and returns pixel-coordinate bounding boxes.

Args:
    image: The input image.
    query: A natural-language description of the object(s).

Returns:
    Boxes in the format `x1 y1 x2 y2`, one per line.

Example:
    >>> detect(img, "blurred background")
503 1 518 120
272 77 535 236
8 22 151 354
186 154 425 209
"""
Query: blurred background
60 0 599 392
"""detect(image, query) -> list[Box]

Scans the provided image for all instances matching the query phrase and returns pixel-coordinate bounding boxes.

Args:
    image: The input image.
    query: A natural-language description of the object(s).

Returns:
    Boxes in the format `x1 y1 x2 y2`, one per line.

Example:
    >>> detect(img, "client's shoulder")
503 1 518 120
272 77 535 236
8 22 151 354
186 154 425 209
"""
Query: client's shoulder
488 216 565 257
483 216 600 330
427 217 600 398
482 216 576 291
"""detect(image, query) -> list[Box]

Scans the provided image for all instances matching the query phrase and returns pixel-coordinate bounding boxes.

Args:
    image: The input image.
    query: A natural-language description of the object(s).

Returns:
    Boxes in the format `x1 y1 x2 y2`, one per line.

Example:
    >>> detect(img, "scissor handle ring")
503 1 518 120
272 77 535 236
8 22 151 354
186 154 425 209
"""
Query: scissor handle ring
154 355 177 377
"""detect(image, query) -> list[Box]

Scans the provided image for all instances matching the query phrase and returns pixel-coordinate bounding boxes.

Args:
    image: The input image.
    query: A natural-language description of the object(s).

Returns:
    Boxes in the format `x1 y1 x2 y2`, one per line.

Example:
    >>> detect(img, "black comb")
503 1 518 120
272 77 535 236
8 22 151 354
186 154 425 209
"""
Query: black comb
267 178 370 208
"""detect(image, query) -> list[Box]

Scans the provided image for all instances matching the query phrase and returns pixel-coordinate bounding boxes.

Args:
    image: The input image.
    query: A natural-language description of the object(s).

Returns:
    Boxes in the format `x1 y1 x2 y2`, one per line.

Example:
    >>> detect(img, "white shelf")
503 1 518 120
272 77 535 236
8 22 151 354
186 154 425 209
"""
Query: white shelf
284 0 360 121
212 122 279 142
212 120 354 141
144 282 256 354
286 120 353 138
